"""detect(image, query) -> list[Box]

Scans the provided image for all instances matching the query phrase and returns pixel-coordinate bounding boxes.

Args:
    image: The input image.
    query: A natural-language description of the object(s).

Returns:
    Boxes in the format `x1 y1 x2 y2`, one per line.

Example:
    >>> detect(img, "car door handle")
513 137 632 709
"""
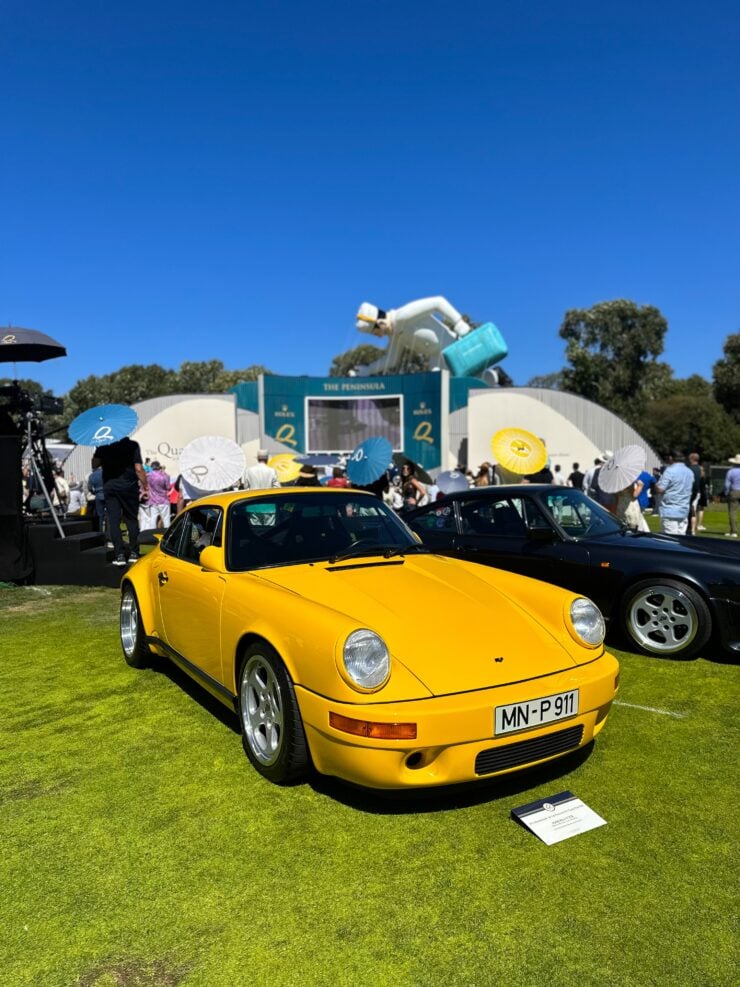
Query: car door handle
458 543 480 551
158 571 169 585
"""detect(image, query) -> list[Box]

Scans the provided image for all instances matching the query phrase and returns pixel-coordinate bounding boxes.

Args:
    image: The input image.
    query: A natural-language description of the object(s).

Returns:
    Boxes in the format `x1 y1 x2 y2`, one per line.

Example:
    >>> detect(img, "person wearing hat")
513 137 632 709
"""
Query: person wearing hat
243 449 280 491
724 454 740 537
293 463 321 487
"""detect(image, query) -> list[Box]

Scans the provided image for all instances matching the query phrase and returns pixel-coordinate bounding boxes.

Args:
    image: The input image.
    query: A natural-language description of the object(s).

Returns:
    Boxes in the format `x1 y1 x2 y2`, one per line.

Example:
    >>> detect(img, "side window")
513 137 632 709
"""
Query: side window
519 498 551 531
160 515 186 556
408 504 455 533
544 491 588 532
459 498 529 537
179 506 224 564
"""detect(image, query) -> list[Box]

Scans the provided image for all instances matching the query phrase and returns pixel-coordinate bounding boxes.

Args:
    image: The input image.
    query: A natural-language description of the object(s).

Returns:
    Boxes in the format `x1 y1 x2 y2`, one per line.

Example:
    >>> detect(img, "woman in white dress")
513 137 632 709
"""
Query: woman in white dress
615 478 649 531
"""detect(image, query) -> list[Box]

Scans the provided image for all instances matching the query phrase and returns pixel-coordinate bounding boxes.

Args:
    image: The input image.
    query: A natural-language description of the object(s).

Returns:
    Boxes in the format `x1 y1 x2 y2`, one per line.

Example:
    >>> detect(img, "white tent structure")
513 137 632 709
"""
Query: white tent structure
461 387 660 475
62 392 295 484
62 380 660 485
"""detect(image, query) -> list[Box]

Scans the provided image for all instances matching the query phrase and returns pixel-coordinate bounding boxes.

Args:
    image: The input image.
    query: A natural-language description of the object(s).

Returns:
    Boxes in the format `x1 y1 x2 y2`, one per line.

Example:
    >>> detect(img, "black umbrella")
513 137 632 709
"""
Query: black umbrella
0 326 67 363
392 453 433 485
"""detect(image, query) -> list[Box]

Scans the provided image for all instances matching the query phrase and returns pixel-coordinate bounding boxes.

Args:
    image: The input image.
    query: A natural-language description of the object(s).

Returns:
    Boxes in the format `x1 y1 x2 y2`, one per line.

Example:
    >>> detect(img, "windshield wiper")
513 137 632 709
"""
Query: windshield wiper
329 543 428 564
380 544 431 559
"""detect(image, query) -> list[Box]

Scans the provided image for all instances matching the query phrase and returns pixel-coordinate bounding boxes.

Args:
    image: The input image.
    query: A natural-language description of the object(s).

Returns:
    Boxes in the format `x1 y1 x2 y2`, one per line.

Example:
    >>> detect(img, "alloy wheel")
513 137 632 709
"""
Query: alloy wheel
626 584 699 655
120 590 139 659
240 655 284 765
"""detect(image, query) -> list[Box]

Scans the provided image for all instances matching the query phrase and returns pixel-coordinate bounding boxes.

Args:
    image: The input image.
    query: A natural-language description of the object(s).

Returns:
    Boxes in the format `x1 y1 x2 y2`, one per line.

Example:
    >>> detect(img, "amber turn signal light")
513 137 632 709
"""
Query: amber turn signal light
329 712 417 740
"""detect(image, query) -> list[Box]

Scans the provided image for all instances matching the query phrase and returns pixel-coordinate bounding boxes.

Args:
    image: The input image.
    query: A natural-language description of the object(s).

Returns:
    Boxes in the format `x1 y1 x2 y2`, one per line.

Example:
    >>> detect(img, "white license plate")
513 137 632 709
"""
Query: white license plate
495 689 579 736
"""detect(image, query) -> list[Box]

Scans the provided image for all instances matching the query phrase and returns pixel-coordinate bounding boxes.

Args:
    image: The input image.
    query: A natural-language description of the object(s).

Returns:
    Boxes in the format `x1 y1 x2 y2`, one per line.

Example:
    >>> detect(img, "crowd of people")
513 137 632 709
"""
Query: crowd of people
22 438 740 566
566 449 740 537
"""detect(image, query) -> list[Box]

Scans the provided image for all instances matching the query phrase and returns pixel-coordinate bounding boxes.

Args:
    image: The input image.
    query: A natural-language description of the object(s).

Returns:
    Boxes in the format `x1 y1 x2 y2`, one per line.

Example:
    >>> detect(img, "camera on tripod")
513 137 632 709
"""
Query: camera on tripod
0 382 64 434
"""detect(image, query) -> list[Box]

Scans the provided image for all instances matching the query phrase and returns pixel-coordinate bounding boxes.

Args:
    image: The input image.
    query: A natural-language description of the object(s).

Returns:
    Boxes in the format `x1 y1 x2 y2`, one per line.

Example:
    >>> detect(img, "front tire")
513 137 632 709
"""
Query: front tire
120 585 152 668
238 643 309 784
621 579 711 659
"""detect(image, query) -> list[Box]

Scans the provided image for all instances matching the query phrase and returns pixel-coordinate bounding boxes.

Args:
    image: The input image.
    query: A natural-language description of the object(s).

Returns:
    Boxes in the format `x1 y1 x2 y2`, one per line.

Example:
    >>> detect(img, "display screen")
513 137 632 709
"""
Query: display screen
306 397 402 452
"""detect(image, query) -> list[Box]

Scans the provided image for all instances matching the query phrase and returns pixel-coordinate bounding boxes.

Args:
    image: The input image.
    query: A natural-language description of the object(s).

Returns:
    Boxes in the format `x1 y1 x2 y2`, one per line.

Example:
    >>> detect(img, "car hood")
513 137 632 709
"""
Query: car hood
254 554 588 696
586 530 740 560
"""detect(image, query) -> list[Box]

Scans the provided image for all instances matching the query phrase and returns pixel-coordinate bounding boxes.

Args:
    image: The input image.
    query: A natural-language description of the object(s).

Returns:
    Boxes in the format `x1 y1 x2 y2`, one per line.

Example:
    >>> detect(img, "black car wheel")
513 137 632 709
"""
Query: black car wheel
238 643 309 784
621 579 711 660
120 585 152 668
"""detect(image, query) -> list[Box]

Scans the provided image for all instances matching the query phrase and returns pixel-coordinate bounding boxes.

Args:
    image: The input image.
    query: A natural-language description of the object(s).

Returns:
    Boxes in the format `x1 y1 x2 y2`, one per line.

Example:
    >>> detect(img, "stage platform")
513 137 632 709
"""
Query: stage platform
27 518 123 588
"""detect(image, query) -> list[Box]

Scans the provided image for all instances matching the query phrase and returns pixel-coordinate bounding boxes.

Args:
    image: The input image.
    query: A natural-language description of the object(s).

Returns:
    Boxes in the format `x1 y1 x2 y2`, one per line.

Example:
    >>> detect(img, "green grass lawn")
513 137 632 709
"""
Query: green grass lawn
0 586 737 986
644 500 734 537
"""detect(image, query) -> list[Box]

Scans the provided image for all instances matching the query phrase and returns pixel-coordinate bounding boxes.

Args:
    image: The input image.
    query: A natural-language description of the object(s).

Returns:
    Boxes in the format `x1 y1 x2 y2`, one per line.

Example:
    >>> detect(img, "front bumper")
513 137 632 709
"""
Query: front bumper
296 651 619 789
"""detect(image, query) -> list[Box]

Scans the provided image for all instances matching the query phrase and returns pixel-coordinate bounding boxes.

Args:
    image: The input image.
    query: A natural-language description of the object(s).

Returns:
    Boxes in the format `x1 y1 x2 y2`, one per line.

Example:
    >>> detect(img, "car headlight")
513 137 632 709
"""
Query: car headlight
342 629 390 690
568 597 605 648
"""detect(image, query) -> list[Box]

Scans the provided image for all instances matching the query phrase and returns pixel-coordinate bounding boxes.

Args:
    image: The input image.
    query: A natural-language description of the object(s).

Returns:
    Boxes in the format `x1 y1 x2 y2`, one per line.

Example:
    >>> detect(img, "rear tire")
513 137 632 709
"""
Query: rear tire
238 642 309 784
621 579 711 659
120 585 152 668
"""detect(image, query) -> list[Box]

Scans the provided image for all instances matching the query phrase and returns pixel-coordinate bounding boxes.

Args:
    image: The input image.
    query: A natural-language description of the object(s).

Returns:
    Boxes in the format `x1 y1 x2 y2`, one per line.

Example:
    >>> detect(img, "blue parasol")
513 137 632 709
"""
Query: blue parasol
437 469 469 494
346 436 393 486
69 403 139 447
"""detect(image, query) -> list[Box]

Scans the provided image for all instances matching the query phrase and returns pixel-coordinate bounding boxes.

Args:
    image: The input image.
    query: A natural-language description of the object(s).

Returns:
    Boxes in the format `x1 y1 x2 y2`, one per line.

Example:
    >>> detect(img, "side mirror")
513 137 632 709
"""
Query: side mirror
200 545 226 572
138 529 163 545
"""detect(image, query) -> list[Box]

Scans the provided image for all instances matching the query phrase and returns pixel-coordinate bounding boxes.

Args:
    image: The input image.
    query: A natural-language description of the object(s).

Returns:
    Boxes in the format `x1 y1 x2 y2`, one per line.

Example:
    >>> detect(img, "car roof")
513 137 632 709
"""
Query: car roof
434 484 557 499
181 487 375 509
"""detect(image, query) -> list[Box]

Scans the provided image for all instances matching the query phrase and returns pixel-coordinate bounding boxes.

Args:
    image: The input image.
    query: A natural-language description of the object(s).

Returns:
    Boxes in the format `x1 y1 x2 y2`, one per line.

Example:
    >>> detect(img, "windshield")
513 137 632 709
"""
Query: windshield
539 488 623 538
227 491 418 570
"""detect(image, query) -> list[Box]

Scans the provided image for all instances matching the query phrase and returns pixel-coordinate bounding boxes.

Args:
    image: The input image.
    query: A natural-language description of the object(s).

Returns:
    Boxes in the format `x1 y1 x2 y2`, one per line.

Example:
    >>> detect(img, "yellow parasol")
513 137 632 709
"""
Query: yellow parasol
268 453 301 483
491 428 547 475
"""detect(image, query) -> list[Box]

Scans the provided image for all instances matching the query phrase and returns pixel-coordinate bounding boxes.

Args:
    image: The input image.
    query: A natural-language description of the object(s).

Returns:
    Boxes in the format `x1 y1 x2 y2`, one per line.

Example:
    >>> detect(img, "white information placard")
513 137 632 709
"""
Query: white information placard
511 791 607 845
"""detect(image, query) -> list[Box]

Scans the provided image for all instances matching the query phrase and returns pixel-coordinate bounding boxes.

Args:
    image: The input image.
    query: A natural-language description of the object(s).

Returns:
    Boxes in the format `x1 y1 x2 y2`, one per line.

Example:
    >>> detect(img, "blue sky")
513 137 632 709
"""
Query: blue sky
2 0 738 396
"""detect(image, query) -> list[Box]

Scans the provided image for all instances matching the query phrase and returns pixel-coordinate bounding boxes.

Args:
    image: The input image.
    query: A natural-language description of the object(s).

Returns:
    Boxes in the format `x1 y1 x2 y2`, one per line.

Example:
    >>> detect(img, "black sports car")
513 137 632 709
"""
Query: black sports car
406 485 740 660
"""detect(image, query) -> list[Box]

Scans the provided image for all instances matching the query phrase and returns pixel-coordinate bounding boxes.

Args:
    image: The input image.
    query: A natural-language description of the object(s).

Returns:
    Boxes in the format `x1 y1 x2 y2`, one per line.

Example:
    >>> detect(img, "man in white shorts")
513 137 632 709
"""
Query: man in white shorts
655 451 694 535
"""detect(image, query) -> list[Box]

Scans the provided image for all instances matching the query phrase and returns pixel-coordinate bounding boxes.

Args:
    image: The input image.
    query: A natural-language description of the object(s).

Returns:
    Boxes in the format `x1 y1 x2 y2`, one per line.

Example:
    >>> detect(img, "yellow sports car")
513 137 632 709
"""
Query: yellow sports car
120 489 619 789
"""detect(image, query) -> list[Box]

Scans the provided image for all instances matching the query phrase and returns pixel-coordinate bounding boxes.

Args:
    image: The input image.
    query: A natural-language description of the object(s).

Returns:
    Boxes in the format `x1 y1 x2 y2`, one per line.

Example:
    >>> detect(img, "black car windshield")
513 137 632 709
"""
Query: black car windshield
227 491 418 570
539 488 623 538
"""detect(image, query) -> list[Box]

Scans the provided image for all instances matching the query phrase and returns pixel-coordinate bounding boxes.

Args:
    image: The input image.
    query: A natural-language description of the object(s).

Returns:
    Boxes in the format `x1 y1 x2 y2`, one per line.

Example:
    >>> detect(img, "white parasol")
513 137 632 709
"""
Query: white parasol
597 445 646 494
179 436 246 492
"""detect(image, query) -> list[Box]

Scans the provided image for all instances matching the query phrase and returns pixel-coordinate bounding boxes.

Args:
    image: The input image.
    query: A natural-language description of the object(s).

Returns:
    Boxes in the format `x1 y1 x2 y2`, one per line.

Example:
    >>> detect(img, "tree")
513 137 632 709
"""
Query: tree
712 333 740 423
654 374 713 400
526 371 564 390
216 365 272 390
559 299 671 422
175 360 273 392
64 374 114 417
329 344 386 377
174 360 228 394
109 364 178 404
638 393 740 463
65 364 177 420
